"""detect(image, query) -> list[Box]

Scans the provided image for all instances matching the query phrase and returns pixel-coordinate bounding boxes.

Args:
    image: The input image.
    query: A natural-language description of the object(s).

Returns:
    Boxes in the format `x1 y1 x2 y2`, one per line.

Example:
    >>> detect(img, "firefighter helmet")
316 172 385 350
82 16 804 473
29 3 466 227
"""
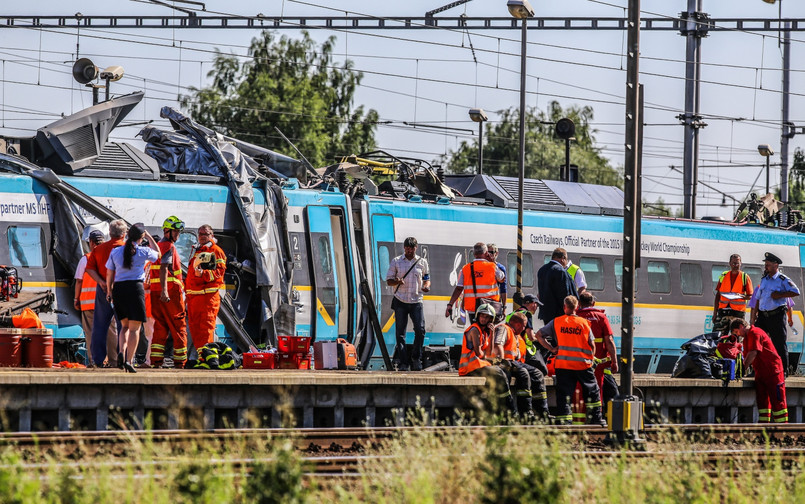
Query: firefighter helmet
475 303 496 319
162 216 185 231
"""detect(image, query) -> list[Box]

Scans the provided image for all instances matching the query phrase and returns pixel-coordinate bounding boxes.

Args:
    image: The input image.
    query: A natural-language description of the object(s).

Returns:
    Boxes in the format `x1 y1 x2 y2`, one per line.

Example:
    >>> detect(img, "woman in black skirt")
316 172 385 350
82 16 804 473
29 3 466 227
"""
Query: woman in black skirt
105 223 159 373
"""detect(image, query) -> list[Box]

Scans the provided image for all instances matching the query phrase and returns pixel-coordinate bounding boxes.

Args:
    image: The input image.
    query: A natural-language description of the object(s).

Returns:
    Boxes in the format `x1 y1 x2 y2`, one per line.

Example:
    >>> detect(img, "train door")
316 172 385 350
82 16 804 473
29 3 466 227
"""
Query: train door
305 206 341 341
368 213 396 369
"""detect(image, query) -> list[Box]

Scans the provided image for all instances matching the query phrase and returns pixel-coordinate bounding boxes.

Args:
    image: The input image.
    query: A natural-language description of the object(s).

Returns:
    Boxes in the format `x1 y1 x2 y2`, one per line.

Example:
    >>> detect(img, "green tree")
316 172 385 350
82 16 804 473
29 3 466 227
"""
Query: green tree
643 197 673 217
181 31 378 167
444 101 621 187
788 147 805 210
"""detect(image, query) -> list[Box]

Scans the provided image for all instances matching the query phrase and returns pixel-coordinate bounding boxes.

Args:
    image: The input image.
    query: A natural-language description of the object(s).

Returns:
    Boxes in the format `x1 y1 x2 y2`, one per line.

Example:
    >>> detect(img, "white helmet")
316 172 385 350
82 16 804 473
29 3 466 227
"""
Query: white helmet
476 303 496 319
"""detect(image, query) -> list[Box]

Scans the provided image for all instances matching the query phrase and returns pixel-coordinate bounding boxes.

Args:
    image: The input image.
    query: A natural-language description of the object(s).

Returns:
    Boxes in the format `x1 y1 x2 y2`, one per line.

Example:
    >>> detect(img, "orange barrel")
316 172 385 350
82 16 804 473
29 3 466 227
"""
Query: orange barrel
21 328 53 368
0 328 23 367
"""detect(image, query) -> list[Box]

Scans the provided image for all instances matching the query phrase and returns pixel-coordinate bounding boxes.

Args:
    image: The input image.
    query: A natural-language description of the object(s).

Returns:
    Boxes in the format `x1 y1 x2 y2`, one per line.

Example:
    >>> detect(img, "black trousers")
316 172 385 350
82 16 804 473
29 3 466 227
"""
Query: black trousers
508 360 548 415
465 365 515 413
555 367 601 424
755 309 788 373
393 300 426 369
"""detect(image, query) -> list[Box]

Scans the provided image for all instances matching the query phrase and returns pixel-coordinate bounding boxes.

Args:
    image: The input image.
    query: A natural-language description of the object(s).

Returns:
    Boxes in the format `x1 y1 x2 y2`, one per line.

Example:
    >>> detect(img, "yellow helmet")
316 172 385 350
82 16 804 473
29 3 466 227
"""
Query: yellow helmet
162 216 185 231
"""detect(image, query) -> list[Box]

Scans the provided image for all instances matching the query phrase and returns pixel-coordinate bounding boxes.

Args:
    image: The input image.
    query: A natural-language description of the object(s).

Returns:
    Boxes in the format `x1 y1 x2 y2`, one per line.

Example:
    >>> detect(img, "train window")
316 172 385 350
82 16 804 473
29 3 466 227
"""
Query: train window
317 236 333 274
174 231 198 265
378 245 390 280
507 252 534 287
744 266 762 289
647 261 671 293
543 254 550 265
711 265 728 289
614 259 638 292
680 263 702 295
579 257 604 291
7 226 46 268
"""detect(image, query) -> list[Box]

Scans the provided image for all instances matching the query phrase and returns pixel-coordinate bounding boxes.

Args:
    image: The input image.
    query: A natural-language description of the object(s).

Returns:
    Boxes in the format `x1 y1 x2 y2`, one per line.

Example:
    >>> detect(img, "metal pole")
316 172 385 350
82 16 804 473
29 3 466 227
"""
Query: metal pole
478 121 484 175
564 138 571 182
766 156 771 195
692 0 703 216
622 0 641 403
681 0 699 219
516 17 527 295
781 22 791 204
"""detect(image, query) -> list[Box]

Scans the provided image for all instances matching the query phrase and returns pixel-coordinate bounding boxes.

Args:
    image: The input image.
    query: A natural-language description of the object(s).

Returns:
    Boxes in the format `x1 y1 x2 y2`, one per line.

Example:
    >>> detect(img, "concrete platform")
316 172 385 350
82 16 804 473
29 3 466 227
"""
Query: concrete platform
0 369 803 431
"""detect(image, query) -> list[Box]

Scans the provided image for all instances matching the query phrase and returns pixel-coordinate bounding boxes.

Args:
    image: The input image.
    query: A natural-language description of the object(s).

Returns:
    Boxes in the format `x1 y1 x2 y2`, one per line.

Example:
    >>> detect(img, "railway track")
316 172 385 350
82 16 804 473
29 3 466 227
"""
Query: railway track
2 423 805 456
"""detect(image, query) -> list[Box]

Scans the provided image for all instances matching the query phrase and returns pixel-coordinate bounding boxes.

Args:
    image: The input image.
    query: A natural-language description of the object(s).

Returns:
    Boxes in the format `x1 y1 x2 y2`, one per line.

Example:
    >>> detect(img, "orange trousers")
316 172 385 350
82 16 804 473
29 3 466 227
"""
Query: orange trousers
187 291 220 353
150 290 188 367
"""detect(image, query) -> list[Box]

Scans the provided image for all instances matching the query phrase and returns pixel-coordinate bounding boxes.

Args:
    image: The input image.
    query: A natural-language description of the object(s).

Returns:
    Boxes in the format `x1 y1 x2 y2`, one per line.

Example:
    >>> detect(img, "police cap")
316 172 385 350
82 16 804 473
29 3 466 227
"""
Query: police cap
763 252 782 265
523 294 540 305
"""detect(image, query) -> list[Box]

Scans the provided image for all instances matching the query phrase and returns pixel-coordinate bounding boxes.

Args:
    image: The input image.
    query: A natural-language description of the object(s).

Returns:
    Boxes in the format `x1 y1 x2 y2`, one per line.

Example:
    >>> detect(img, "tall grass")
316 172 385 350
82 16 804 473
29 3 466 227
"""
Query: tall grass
1 426 805 503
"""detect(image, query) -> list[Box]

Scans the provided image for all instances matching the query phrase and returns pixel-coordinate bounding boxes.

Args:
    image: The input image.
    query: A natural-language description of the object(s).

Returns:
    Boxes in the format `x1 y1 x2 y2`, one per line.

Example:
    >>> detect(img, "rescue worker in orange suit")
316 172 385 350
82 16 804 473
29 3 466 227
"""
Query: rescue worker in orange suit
458 303 515 413
573 292 619 423
489 311 550 419
186 225 227 356
149 216 189 368
536 295 604 425
74 229 116 366
446 242 504 323
730 319 788 423
713 254 753 332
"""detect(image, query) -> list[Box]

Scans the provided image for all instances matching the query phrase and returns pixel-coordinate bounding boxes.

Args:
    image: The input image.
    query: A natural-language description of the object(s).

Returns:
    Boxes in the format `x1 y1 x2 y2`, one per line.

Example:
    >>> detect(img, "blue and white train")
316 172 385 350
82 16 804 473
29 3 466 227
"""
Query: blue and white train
1 92 803 374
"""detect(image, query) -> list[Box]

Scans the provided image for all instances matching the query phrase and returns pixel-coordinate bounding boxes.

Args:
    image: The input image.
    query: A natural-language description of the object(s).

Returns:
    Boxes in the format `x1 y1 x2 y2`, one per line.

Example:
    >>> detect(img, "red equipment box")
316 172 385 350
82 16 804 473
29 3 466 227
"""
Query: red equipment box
242 352 276 369
277 353 311 370
277 335 311 354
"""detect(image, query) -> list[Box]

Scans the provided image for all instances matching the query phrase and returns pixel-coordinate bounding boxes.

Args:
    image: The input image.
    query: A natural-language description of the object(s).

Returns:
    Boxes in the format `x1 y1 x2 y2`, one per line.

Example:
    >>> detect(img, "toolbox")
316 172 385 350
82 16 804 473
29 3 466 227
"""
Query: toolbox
277 335 311 354
242 352 276 369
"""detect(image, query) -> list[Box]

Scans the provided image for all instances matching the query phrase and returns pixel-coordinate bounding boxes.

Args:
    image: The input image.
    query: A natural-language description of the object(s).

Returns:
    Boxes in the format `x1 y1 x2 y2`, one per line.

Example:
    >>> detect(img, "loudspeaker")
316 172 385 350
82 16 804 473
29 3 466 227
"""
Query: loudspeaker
72 58 98 84
555 117 576 140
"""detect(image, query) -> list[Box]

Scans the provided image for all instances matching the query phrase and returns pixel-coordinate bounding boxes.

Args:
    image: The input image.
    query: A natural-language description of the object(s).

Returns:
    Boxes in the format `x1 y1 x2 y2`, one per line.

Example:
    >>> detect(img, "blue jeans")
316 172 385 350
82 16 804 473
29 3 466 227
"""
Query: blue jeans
393 300 426 369
91 285 121 366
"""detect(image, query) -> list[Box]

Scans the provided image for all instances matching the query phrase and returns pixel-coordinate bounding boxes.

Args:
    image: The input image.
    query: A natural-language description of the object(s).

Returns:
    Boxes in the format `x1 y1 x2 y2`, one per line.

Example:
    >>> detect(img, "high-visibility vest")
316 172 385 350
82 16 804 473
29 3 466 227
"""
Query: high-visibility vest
461 260 500 312
79 253 97 311
458 323 491 376
501 324 519 361
553 315 594 371
186 242 227 295
517 333 527 363
150 239 183 293
717 271 749 311
567 263 580 281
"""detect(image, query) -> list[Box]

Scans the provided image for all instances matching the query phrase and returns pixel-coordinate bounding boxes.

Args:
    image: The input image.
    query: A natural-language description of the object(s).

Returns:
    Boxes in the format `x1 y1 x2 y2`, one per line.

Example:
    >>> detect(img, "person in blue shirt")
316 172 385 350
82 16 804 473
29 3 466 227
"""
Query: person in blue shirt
105 223 159 373
749 252 800 375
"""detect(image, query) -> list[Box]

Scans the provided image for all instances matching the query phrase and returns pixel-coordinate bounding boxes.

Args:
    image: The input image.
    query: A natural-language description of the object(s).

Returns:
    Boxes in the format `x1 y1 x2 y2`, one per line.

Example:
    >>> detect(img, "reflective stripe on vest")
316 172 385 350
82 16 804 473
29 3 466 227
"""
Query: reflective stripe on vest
461 261 500 312
501 325 518 360
458 323 491 376
717 271 748 310
553 315 594 370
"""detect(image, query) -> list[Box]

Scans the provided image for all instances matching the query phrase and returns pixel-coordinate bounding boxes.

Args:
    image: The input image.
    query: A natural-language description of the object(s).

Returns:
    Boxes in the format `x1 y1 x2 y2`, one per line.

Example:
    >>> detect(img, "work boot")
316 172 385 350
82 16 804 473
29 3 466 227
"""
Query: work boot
411 360 423 371
587 406 606 427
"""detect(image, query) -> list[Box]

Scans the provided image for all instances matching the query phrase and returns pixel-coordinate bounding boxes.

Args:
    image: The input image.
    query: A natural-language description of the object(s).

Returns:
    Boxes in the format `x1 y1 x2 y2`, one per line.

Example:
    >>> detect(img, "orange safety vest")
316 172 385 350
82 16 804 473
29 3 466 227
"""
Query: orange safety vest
717 271 750 311
150 239 183 293
185 242 227 295
517 332 527 363
553 315 595 371
12 308 45 329
501 324 519 361
461 260 500 312
79 253 97 311
458 323 491 376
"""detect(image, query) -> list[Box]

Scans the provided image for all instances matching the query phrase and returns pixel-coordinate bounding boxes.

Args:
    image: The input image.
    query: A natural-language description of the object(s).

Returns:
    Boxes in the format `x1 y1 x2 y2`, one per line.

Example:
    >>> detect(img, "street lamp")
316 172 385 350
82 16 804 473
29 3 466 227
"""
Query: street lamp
469 108 488 175
507 0 534 297
758 144 774 195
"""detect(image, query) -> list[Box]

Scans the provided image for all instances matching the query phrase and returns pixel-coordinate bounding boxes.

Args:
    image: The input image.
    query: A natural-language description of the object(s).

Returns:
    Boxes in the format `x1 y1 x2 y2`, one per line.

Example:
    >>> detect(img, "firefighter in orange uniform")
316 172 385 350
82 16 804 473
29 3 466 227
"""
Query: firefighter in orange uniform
445 242 504 322
149 216 189 368
713 254 753 330
186 225 227 354
458 304 514 413
536 295 603 425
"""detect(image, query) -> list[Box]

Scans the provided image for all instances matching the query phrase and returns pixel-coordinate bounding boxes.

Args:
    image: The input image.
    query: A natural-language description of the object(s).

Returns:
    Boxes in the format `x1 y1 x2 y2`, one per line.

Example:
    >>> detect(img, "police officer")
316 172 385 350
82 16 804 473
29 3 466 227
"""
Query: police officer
749 252 800 375
536 295 603 425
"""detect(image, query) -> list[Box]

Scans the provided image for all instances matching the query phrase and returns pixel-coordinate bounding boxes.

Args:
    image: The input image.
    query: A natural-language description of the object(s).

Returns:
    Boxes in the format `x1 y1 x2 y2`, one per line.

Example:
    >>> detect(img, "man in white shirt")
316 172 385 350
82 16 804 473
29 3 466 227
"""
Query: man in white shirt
386 237 430 371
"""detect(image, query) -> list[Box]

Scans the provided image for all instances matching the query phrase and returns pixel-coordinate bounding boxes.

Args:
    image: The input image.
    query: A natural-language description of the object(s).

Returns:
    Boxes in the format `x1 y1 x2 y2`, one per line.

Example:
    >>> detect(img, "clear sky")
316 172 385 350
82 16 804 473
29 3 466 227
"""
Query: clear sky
1 0 803 218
